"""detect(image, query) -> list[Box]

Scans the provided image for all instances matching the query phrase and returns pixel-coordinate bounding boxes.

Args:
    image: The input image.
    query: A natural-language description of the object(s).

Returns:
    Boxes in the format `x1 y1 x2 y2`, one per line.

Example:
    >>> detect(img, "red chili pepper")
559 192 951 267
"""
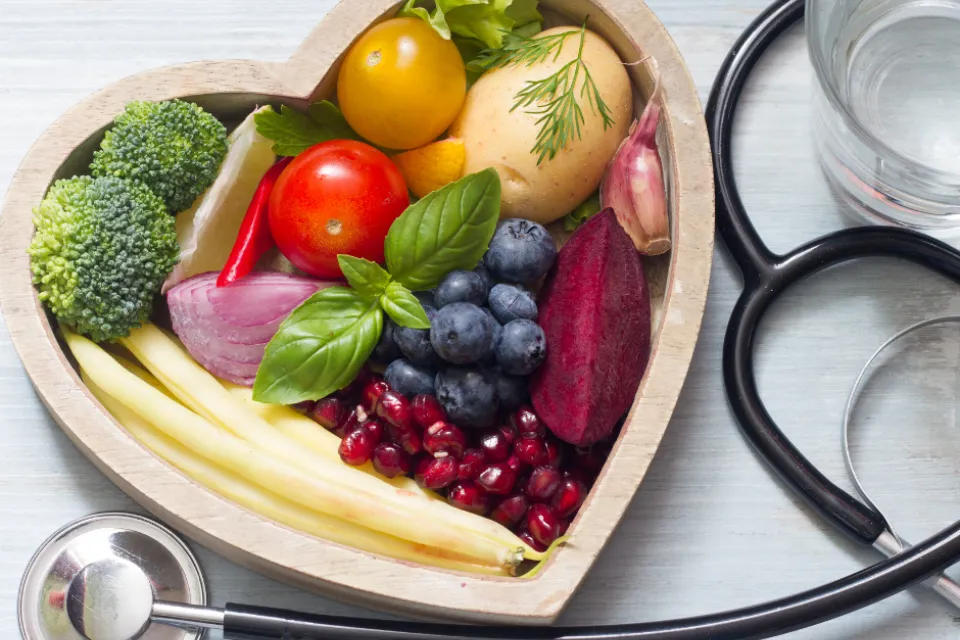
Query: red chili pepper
217 156 293 287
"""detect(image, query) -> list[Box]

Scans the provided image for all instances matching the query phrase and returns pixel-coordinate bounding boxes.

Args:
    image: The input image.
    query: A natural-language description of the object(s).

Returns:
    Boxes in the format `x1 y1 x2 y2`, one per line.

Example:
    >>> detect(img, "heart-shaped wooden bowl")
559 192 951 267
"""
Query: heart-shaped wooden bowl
0 0 712 625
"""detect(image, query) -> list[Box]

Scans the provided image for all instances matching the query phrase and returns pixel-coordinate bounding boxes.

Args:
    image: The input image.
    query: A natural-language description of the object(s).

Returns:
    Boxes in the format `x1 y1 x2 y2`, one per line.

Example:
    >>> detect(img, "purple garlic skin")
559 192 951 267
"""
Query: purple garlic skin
600 58 670 255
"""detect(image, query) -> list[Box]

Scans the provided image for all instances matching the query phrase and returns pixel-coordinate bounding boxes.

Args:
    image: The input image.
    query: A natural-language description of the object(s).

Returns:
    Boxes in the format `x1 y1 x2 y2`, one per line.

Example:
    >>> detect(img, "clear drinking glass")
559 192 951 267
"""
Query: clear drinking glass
807 0 960 236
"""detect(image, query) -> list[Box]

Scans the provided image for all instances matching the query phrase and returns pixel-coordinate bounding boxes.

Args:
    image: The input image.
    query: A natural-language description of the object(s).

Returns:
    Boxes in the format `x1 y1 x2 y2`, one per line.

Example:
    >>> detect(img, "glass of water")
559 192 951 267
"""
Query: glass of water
807 0 960 236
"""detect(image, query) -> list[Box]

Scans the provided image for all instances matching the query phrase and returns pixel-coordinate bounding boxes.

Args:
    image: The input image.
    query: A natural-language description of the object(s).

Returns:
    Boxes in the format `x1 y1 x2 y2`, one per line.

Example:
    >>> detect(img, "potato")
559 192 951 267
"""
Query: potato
449 27 633 224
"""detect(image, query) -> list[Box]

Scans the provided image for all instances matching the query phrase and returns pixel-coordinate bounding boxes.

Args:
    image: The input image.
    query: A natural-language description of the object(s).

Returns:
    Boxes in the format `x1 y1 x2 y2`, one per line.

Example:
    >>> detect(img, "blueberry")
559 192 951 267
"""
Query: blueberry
485 367 528 410
430 303 493 365
370 317 401 364
484 219 557 284
435 368 499 429
384 359 436 397
488 283 538 324
480 307 502 364
495 319 547 375
413 290 436 309
394 305 440 366
474 257 495 291
434 269 488 307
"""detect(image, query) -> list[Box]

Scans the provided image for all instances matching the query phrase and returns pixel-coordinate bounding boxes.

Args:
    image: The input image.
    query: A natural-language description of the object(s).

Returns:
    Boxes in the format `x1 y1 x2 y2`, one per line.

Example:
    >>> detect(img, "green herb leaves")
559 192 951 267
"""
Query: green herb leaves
473 20 615 165
253 170 503 404
386 168 501 291
338 256 391 298
399 0 542 50
254 102 360 156
381 282 430 329
252 287 383 405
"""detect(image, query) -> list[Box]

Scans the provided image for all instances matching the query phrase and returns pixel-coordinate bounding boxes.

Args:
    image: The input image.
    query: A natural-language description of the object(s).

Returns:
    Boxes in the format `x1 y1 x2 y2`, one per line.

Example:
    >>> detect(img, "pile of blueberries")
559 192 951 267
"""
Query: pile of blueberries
373 218 557 428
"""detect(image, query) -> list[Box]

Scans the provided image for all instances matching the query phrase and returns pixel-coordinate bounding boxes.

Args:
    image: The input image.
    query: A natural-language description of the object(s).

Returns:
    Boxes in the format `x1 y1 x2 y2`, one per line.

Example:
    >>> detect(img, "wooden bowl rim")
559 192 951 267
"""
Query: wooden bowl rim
0 0 714 624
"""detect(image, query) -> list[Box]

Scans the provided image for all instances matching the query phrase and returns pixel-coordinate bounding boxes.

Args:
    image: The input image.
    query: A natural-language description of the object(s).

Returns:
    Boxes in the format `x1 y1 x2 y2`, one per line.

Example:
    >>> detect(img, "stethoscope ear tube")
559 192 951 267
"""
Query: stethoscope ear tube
707 0 890 545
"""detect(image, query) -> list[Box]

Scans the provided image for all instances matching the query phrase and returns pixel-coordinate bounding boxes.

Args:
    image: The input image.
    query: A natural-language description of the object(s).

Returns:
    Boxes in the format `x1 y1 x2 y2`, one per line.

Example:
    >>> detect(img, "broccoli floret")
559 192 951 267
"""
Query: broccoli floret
90 99 228 213
28 176 179 342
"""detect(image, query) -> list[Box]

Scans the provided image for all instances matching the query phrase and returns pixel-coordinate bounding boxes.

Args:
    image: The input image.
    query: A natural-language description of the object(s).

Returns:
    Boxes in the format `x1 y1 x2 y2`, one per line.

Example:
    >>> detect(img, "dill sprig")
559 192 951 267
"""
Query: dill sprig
472 19 616 164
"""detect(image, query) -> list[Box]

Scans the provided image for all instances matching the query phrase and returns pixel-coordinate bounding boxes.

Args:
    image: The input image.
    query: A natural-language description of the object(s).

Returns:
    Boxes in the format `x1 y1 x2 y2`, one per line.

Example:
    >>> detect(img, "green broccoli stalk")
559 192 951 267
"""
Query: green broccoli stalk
28 176 179 342
91 100 228 213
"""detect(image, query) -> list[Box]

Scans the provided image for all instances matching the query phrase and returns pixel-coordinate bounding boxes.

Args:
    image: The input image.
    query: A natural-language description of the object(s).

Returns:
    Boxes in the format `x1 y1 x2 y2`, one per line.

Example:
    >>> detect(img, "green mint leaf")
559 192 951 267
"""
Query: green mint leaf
338 255 391 299
254 102 359 157
385 168 501 291
380 282 430 329
252 287 383 404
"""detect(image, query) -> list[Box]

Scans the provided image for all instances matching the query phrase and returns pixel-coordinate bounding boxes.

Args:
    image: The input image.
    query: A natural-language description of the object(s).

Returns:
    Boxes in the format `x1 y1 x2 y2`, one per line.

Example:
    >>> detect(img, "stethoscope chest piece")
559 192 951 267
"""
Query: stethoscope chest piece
19 512 206 640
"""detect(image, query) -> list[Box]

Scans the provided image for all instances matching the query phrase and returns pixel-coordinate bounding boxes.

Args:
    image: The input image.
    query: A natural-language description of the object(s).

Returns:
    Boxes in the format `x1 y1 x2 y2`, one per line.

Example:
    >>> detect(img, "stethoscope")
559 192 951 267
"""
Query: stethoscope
18 0 960 638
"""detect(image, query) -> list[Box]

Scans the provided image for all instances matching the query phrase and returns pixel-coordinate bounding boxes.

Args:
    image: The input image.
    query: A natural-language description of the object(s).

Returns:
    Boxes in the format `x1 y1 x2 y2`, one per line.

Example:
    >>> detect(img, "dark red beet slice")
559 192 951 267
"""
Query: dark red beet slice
529 208 651 446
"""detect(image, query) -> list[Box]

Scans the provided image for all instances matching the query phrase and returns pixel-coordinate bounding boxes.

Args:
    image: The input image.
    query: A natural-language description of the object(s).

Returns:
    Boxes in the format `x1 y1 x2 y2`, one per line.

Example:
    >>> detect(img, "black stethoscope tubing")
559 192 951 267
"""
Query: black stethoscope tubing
221 1 960 637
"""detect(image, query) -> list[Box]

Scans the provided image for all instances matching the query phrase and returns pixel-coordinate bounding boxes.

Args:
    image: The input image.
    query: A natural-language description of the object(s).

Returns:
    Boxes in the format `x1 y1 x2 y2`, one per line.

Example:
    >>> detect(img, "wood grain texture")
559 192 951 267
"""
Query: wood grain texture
3 1 960 638
0 0 713 625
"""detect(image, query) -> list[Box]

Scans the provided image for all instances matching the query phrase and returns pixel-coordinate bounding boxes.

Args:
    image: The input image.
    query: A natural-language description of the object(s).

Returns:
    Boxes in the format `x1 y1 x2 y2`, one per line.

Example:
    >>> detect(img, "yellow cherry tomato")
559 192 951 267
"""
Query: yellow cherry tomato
337 17 467 150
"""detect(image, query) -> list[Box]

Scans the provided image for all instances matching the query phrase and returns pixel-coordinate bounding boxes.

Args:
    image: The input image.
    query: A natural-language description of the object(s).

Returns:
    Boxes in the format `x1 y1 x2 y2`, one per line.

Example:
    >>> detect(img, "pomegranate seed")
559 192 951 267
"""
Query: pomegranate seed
362 379 391 412
506 453 527 475
544 438 564 469
514 433 548 466
490 493 528 528
359 418 385 444
423 421 467 458
310 397 345 430
412 394 446 429
477 463 517 495
526 466 563 502
376 390 414 431
498 423 518 447
389 424 423 456
563 468 592 487
413 454 432 484
291 400 316 414
334 405 366 437
552 478 587 517
527 504 561 547
517 529 546 552
447 481 490 515
419 456 458 489
512 405 544 437
335 366 372 400
458 448 486 481
339 427 377 465
479 430 510 462
372 442 411 478
574 446 605 475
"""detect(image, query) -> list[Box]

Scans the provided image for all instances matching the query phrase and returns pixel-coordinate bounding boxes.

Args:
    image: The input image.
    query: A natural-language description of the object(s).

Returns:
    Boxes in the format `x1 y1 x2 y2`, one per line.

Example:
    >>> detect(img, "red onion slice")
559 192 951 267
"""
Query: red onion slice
167 271 336 385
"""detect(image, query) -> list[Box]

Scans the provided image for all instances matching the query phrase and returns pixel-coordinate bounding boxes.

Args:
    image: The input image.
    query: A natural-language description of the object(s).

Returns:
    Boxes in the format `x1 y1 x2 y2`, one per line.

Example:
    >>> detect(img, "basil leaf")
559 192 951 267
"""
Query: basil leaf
338 255 391 299
385 169 501 291
252 287 383 404
381 282 430 329
254 102 360 156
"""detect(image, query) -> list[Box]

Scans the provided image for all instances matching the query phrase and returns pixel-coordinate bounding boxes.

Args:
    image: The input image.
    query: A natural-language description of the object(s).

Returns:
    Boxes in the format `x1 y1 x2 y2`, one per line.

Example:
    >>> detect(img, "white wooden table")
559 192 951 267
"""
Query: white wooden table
3 1 960 638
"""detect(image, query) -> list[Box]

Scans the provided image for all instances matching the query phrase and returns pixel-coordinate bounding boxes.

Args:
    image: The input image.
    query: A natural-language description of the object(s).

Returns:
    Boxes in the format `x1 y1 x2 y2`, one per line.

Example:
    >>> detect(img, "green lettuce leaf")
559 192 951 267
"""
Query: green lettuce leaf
401 0 542 49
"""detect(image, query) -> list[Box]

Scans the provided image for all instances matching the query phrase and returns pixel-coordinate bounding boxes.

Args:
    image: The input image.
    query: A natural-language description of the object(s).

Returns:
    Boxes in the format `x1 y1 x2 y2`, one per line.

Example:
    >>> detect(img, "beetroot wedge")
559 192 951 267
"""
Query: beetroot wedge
529 208 651 446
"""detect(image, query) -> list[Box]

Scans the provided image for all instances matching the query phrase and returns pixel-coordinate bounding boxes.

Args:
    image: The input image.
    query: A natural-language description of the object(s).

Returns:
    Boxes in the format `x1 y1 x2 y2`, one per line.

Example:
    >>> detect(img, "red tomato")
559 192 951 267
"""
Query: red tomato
268 140 409 278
